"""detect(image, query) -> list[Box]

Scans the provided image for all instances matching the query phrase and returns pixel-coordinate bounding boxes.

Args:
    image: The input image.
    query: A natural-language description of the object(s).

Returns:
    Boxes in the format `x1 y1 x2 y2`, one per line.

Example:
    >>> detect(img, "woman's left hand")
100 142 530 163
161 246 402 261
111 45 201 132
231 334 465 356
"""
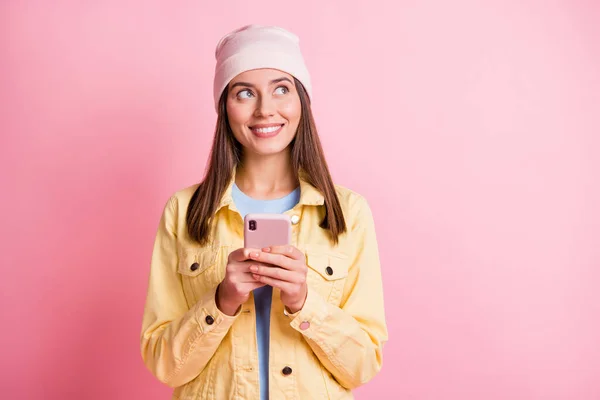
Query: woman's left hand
249 245 308 313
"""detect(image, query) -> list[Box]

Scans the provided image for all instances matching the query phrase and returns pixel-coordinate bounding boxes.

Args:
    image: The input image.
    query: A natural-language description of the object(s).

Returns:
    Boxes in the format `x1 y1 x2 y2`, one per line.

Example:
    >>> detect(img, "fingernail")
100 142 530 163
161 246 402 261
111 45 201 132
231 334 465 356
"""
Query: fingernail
253 274 260 280
251 252 259 258
250 265 258 272
262 247 270 252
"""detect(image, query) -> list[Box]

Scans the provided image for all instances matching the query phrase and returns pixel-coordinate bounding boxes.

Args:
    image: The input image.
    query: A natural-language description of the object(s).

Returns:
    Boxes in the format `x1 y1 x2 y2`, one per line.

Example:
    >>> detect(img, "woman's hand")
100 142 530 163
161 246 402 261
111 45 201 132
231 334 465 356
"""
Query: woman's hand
216 248 268 316
248 246 308 313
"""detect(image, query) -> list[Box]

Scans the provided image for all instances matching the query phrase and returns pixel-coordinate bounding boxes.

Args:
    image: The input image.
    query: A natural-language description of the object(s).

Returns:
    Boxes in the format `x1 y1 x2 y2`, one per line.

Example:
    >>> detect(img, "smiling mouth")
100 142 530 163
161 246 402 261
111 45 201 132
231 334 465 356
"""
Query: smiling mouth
249 123 285 138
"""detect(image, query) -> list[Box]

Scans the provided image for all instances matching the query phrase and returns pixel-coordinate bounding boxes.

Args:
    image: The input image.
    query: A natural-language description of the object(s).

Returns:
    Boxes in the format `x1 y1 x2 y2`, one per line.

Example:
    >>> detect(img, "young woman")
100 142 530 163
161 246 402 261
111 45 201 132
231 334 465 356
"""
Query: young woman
141 24 388 399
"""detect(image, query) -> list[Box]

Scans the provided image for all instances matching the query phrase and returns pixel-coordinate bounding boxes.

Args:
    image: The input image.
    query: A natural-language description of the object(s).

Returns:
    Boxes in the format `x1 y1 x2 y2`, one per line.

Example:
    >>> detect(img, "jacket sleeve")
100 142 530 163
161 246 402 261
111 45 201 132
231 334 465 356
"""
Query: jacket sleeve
140 196 239 388
287 195 388 389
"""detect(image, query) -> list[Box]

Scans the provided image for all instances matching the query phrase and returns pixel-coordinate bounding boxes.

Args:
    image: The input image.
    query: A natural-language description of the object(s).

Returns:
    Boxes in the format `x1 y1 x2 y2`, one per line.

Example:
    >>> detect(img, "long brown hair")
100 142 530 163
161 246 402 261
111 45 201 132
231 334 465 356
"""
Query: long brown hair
186 78 346 245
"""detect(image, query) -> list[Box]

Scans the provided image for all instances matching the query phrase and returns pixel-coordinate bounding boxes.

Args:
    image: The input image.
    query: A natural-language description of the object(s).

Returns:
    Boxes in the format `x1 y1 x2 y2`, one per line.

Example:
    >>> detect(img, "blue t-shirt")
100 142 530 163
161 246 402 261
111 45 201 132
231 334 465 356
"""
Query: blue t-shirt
231 182 300 400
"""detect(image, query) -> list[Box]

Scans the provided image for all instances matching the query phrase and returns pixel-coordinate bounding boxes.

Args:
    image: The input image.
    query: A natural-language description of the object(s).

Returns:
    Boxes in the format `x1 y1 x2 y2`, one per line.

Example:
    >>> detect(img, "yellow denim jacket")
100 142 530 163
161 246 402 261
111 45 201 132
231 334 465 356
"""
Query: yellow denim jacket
141 172 388 399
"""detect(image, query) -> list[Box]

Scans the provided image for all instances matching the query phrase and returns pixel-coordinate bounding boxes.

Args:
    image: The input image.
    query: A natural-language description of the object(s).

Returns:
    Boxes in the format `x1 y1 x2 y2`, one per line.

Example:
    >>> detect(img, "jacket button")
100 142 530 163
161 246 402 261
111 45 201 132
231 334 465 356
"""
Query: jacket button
299 321 310 330
325 266 333 275
190 262 199 271
205 315 215 325
290 215 300 225
282 366 292 376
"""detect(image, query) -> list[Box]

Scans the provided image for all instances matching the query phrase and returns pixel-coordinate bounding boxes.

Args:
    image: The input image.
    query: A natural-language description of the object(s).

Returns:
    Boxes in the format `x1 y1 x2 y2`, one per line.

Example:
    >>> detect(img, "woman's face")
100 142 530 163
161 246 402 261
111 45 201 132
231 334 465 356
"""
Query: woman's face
226 68 301 157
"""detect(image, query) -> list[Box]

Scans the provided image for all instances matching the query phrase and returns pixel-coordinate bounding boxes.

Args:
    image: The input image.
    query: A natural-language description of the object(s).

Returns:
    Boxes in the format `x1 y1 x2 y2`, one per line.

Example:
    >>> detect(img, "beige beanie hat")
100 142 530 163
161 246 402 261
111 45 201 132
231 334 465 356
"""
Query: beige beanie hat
213 24 312 112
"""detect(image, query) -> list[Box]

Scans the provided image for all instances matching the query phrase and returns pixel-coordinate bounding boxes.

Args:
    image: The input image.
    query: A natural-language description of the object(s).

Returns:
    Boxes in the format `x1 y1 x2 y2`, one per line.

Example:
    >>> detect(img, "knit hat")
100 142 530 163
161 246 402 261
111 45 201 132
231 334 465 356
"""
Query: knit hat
213 24 312 112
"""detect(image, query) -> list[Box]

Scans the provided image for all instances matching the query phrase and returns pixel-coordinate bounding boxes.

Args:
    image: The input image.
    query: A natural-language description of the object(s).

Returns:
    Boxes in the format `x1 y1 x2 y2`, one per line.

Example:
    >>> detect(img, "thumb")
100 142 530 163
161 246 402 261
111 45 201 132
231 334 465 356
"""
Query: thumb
229 247 258 262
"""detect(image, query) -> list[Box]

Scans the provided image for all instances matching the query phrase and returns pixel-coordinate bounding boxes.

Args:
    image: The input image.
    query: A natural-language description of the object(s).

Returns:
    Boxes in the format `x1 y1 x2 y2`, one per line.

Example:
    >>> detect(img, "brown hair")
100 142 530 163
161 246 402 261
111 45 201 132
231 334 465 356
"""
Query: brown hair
186 78 346 245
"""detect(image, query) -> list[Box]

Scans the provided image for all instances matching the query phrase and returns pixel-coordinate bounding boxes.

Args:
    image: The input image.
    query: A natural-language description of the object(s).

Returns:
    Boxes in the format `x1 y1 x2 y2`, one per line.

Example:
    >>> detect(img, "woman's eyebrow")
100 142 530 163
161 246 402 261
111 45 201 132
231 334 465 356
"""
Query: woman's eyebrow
270 77 293 85
230 77 293 90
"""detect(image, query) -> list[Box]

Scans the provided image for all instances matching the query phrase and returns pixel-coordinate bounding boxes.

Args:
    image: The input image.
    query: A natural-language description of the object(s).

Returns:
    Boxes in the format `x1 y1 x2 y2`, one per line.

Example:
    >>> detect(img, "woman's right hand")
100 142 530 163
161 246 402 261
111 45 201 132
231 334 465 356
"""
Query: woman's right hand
216 248 267 316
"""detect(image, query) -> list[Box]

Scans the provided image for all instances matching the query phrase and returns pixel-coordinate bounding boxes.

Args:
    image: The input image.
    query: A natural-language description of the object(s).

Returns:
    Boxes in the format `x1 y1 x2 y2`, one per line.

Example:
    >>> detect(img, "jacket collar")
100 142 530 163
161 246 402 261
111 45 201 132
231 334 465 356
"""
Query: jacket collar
216 168 325 212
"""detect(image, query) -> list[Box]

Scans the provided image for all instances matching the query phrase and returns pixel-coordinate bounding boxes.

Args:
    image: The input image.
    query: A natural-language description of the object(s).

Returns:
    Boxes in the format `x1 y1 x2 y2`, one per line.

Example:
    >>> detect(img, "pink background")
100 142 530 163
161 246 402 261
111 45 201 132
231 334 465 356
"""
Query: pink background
2 1 599 399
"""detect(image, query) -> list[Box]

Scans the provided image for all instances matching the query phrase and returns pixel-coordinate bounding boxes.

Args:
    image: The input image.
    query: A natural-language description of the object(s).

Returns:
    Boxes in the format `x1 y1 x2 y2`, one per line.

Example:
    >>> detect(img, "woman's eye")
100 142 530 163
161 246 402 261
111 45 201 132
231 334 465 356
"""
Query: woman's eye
274 86 289 95
237 89 253 99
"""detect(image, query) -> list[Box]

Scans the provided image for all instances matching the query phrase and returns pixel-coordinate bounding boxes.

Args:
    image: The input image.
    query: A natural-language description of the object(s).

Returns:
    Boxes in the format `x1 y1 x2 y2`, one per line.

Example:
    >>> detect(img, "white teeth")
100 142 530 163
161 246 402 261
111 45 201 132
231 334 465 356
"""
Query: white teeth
253 125 281 133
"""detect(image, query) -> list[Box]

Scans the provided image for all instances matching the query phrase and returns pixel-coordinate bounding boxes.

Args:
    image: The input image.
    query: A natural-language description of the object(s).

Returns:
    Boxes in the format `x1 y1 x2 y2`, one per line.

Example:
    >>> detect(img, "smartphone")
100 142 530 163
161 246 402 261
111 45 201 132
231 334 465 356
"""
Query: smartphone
243 213 291 250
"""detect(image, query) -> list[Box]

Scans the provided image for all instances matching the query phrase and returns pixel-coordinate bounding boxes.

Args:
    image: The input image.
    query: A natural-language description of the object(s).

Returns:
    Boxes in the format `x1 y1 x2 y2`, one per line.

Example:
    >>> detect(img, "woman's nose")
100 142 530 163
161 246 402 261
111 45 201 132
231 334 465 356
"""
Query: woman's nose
254 96 276 118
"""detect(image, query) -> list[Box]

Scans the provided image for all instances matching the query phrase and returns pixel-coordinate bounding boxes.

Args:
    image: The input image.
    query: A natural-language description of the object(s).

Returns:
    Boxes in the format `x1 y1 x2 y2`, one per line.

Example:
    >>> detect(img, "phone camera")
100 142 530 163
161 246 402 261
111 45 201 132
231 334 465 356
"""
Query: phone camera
249 220 257 231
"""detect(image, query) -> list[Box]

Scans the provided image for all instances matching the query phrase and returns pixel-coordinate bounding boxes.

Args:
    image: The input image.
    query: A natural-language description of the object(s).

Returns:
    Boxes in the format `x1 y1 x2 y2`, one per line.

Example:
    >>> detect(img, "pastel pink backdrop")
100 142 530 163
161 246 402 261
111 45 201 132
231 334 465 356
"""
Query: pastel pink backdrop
1 1 598 399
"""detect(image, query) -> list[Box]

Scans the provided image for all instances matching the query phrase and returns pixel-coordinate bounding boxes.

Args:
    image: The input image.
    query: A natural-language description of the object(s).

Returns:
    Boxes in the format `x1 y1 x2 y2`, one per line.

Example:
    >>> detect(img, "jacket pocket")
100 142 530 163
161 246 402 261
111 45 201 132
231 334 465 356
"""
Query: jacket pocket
305 248 349 305
177 244 224 307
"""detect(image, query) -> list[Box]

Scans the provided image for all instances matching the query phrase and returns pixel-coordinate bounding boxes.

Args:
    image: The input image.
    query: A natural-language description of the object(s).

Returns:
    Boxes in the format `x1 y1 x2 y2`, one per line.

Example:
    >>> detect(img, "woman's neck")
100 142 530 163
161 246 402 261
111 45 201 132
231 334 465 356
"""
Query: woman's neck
235 152 298 200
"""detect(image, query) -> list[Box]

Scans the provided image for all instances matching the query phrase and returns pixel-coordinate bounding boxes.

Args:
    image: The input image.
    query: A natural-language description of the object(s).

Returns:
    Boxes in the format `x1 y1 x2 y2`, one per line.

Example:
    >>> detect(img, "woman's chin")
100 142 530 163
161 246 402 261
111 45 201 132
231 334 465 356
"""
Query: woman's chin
248 139 293 156
252 145 289 156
